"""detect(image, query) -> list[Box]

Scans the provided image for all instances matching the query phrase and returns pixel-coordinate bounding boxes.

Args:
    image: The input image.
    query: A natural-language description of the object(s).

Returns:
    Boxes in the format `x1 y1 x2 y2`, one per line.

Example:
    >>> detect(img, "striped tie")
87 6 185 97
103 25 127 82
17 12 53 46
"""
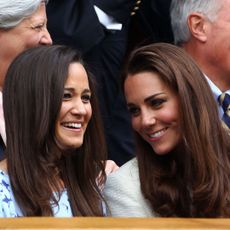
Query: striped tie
218 93 230 128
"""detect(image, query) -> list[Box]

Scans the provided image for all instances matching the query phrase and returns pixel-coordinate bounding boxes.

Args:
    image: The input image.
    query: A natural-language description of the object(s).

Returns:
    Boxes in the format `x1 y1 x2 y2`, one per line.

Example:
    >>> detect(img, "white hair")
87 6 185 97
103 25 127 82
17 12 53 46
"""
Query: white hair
170 0 222 45
0 0 48 29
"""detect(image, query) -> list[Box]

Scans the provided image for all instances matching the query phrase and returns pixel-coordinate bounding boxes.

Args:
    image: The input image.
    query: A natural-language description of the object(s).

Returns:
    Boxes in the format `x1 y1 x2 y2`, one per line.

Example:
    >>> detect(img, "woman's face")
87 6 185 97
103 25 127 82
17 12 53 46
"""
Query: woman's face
124 71 181 155
55 63 92 150
0 3 52 85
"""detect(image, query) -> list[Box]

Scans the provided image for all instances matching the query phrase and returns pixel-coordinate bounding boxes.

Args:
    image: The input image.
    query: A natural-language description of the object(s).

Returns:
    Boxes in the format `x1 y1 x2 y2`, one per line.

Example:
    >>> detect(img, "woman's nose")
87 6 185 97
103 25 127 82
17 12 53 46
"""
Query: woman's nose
71 100 87 116
141 110 156 128
40 28 53 45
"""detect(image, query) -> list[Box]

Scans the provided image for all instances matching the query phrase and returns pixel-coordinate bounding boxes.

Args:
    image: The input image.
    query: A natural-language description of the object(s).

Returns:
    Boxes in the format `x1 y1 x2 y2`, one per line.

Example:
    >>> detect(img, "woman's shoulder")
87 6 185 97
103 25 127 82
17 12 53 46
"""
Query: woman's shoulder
103 158 155 217
107 157 139 180
104 157 140 191
0 160 11 202
0 168 10 187
52 189 73 217
0 168 22 217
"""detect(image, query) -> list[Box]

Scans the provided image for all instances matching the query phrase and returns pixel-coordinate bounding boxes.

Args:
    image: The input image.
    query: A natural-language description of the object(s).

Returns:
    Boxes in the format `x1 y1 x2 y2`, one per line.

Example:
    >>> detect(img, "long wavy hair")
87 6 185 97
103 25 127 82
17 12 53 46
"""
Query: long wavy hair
122 43 230 217
3 45 107 216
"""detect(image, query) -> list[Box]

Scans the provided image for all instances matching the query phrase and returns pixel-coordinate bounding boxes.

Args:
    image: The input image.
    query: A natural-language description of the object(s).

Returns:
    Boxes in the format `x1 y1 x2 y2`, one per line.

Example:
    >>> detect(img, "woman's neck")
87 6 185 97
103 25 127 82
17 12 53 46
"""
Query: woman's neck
0 159 7 173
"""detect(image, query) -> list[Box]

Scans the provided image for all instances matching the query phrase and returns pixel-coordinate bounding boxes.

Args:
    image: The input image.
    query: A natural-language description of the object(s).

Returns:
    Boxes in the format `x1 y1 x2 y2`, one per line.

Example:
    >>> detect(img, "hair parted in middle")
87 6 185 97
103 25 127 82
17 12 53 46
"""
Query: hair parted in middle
3 45 107 216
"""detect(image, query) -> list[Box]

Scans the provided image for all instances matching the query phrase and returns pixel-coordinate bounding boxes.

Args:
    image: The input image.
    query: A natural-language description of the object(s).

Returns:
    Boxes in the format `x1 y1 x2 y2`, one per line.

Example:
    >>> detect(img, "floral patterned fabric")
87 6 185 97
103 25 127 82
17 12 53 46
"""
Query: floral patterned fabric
0 170 73 217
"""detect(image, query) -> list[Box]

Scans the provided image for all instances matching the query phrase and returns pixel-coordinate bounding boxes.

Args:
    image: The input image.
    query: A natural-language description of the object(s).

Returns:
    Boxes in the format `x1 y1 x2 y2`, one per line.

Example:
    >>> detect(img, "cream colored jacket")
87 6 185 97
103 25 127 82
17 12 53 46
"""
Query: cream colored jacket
103 158 156 217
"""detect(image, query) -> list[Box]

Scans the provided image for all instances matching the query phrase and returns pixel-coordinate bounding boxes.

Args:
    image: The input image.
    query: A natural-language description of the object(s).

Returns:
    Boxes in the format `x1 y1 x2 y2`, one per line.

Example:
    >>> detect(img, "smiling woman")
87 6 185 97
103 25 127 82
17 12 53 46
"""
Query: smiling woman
0 45 107 217
124 71 181 156
0 0 52 160
103 42 230 217
55 63 92 150
0 0 52 88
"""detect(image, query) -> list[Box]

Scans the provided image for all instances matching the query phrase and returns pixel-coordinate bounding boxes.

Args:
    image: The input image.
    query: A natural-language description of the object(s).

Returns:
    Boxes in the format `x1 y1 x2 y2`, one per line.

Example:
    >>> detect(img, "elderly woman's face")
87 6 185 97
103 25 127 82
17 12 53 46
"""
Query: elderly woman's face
1 3 52 63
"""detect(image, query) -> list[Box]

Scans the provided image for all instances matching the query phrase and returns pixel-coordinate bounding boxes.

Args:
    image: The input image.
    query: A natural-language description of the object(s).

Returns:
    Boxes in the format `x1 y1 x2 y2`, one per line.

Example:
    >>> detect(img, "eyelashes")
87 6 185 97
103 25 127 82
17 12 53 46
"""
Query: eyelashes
127 106 140 116
81 94 91 103
63 90 91 103
127 98 167 117
30 23 46 31
149 98 166 107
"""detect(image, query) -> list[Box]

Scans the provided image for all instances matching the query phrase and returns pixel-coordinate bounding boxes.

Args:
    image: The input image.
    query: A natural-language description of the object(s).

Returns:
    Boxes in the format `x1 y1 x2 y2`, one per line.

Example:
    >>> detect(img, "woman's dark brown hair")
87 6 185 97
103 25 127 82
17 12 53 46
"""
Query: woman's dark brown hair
3 45 107 216
122 42 230 217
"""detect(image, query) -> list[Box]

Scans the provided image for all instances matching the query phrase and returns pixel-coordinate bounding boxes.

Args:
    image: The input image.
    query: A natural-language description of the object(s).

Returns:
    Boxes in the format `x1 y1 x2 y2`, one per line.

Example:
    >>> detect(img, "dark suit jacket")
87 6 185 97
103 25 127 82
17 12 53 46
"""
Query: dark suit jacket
127 0 173 53
140 0 173 43
46 0 136 54
94 0 136 23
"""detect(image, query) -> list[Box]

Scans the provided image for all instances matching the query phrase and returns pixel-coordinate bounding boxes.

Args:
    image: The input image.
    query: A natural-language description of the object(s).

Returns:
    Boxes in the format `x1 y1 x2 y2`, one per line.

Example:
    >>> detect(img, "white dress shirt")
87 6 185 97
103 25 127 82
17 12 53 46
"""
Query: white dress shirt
94 5 122 30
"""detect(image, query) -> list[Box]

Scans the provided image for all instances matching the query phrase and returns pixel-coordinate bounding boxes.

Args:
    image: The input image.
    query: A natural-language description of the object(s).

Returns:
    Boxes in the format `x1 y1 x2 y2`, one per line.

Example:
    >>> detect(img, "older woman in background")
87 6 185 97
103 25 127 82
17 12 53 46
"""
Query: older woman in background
0 0 52 156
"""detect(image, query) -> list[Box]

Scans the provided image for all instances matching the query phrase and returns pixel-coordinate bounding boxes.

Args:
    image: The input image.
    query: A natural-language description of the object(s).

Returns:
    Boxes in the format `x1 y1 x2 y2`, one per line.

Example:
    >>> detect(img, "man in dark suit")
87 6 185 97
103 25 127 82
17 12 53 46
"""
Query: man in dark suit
127 0 173 53
46 0 137 166
170 0 230 128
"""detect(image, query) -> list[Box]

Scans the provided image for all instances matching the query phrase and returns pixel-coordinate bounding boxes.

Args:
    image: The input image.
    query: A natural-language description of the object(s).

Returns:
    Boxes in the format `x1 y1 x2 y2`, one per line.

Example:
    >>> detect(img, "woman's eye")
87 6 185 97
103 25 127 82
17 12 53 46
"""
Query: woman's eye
128 106 140 117
82 94 91 103
63 92 72 100
150 98 166 107
31 24 44 31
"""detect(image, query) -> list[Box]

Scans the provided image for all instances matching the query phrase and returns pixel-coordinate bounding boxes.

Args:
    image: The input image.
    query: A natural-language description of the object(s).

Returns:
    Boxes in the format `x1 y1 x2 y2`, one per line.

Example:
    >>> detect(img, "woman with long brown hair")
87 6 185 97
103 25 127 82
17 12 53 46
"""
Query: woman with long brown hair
0 45 108 217
104 43 230 217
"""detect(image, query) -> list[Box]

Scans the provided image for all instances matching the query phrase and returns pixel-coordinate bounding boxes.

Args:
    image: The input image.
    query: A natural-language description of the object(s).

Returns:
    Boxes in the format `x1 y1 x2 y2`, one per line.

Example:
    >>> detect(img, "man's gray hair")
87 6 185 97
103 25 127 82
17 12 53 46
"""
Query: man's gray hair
170 0 221 45
0 0 48 29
